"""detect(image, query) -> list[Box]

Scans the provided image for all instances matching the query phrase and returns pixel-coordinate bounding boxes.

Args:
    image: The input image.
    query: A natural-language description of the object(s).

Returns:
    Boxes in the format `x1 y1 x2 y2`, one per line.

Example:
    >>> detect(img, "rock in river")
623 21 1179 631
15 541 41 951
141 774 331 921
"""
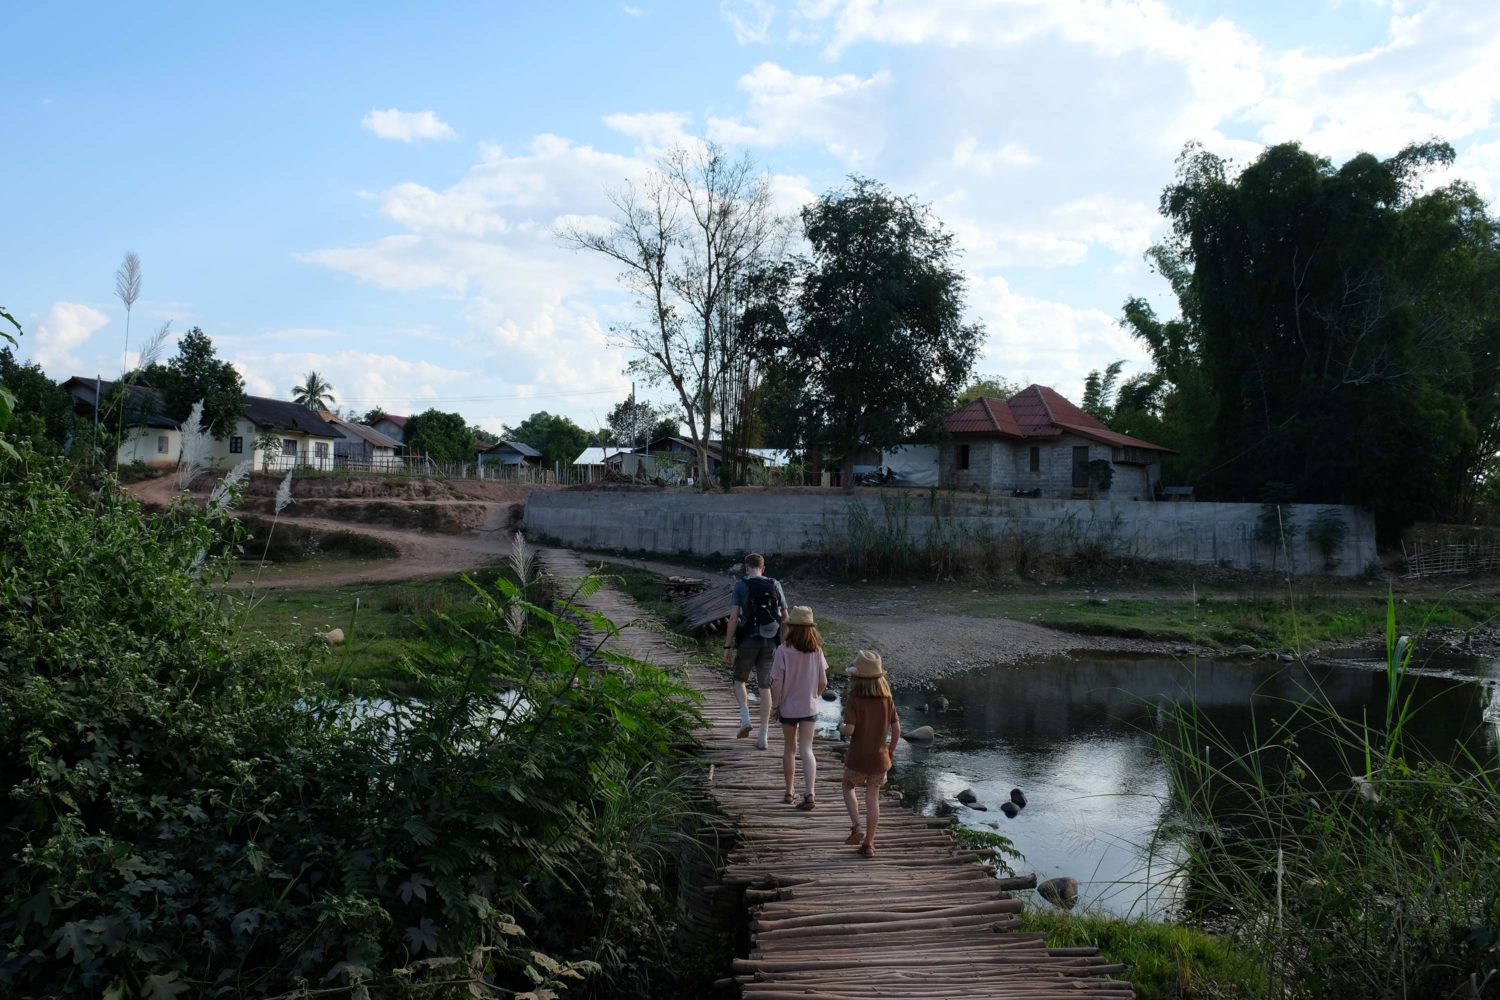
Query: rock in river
1038 876 1079 910
1009 788 1027 809
956 788 978 805
999 802 1019 818
904 725 935 743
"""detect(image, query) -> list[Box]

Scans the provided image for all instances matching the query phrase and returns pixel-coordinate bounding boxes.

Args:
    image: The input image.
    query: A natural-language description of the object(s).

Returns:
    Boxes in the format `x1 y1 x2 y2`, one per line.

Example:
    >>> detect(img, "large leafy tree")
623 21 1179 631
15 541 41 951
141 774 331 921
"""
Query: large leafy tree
1130 140 1500 535
403 408 472 463
142 327 246 434
508 411 592 469
957 374 1020 406
560 143 787 487
766 176 982 469
290 370 336 410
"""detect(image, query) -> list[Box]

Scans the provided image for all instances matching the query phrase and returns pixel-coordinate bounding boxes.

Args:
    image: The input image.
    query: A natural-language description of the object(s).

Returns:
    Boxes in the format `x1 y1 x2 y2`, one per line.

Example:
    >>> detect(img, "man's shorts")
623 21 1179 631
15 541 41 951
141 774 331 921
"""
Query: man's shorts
732 637 775 687
841 767 888 791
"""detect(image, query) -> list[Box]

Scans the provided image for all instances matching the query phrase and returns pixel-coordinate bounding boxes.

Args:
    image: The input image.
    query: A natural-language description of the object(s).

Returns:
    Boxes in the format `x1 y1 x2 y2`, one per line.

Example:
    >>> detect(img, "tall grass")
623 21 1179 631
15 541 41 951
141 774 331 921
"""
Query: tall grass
1155 594 1500 999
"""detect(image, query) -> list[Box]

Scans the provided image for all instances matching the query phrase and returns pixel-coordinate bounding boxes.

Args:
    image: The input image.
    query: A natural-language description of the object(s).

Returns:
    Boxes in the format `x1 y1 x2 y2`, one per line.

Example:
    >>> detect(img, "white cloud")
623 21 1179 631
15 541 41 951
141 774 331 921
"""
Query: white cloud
707 61 889 162
621 4 646 15
952 137 1037 172
603 111 696 153
361 108 458 143
968 275 1150 395
722 0 776 43
32 302 109 371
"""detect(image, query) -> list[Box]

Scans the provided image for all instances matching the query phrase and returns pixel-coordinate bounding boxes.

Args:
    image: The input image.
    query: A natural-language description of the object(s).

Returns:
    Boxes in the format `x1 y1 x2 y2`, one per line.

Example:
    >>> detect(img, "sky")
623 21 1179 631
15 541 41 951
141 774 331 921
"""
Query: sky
4 0 1500 435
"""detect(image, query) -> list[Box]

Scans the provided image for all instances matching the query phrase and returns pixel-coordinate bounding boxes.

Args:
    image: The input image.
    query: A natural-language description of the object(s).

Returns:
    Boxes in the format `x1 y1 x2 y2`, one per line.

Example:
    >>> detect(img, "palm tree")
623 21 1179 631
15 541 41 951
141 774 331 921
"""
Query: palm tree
291 371 336 410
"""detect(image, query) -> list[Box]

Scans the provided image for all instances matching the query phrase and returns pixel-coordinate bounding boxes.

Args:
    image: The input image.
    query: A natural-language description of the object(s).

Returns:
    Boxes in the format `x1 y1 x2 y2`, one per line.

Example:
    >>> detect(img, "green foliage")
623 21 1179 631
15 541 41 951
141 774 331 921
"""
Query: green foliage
1081 360 1126 422
1155 595 1500 998
957 374 1021 406
1023 910 1266 1000
1131 140 1500 535
142 327 247 435
1087 459 1113 493
0 347 73 454
360 407 387 426
767 176 983 464
507 410 592 469
0 456 707 998
0 306 24 460
1306 508 1348 573
403 408 473 463
607 397 673 451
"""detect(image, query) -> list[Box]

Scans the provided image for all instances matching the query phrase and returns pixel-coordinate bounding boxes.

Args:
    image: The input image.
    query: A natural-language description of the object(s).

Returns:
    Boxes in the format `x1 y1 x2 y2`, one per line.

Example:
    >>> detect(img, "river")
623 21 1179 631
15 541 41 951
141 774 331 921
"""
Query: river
813 649 1500 917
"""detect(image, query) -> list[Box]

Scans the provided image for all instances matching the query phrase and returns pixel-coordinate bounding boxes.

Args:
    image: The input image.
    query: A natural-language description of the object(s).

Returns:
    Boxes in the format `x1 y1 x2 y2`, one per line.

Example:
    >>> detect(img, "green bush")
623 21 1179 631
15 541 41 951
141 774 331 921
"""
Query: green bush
0 459 705 998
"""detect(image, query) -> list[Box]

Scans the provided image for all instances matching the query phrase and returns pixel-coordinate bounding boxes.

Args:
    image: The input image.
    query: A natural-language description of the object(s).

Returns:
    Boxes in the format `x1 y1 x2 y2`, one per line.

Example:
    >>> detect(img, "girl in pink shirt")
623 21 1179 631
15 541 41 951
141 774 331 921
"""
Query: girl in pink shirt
771 605 829 810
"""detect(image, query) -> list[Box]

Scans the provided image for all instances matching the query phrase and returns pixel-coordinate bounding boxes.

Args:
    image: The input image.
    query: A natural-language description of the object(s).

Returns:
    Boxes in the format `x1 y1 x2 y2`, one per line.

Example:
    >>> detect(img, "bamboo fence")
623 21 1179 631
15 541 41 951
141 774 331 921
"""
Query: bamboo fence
538 547 1133 999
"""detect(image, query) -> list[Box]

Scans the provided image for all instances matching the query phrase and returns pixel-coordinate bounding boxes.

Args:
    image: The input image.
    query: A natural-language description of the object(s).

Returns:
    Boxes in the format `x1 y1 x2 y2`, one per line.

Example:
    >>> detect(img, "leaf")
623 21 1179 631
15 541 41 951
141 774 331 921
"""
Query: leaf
143 972 191 1000
52 920 95 964
403 816 438 846
230 907 264 938
403 917 439 954
17 891 51 929
494 920 525 937
530 950 561 975
397 872 433 903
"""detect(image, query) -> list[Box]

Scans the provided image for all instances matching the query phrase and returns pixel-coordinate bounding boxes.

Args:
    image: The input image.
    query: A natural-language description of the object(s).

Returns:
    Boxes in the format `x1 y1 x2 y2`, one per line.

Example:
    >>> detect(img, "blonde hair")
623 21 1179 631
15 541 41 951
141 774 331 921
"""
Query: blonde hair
786 623 821 653
847 674 892 699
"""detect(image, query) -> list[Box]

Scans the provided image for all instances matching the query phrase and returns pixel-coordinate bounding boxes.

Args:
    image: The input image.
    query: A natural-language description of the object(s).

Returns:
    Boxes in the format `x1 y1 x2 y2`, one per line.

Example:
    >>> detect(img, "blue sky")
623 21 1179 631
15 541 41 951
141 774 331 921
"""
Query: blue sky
5 0 1499 433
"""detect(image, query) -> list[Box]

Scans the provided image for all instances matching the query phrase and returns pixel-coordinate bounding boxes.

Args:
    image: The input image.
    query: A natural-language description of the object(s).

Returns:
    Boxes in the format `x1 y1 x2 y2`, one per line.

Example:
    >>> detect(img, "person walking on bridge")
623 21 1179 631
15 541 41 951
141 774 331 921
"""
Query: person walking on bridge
724 552 788 750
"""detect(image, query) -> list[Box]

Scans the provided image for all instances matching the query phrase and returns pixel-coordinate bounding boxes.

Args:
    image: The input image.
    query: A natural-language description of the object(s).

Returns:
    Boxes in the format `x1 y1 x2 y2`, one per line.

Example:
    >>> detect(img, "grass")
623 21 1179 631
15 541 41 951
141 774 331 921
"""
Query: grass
1023 910 1266 1000
234 568 514 691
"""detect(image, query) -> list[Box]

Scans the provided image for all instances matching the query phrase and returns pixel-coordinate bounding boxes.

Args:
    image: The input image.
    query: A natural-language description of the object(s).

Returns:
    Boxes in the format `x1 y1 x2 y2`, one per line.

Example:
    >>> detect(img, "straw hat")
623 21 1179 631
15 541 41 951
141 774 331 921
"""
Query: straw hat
850 649 884 678
787 605 816 626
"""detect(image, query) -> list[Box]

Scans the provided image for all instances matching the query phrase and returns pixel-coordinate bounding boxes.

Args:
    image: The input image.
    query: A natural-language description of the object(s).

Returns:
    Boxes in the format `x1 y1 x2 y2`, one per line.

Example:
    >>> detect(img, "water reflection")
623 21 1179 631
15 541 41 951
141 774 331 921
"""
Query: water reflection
857 653 1499 917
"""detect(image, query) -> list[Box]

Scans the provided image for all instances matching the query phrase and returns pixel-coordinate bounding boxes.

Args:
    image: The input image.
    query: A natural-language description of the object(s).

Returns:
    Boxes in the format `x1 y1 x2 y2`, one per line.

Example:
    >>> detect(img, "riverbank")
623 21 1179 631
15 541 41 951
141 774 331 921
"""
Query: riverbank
586 552 1500 686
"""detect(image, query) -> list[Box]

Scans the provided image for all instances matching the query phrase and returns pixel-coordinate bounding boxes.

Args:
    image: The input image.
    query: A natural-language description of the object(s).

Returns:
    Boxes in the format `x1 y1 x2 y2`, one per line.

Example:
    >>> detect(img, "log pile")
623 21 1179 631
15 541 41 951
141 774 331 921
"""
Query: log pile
680 582 735 637
537 548 1133 999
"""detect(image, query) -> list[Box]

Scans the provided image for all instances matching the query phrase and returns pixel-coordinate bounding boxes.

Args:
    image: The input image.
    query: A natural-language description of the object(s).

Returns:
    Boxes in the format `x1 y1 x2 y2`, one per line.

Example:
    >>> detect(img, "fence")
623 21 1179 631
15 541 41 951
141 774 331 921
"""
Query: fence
1402 538 1500 578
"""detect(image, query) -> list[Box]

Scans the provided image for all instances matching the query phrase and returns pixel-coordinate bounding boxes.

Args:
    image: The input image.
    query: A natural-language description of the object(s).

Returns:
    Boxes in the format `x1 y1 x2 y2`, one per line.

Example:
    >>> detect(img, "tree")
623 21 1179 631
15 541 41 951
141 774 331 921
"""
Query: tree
291 370 336 410
508 411 591 469
606 396 676 450
469 424 498 447
1129 139 1500 536
957 374 1020 405
143 327 246 435
766 176 982 478
403 409 472 463
0 349 72 454
561 142 787 487
360 407 387 425
1080 360 1126 422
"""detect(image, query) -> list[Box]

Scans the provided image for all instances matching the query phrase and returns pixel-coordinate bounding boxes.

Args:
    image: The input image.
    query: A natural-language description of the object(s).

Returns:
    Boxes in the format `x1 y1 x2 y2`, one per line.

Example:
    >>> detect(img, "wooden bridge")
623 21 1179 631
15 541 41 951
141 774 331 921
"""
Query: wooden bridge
539 548 1133 999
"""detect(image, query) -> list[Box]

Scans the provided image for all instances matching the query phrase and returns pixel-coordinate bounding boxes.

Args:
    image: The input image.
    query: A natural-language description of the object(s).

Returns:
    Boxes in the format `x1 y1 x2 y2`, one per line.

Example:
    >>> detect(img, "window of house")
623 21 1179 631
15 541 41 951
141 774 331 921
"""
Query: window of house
282 438 298 457
1029 446 1040 473
957 444 970 471
229 436 244 454
157 435 169 454
314 441 329 460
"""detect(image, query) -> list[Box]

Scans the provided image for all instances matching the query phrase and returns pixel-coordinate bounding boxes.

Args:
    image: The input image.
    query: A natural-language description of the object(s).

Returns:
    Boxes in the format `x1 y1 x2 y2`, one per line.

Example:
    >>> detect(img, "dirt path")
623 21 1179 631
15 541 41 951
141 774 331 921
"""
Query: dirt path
591 554 1209 686
248 515 516 588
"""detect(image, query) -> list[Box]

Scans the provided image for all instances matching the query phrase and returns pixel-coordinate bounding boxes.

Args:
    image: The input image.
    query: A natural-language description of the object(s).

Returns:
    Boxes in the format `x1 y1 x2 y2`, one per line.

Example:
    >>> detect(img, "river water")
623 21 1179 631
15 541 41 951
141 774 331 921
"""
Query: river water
813 650 1500 917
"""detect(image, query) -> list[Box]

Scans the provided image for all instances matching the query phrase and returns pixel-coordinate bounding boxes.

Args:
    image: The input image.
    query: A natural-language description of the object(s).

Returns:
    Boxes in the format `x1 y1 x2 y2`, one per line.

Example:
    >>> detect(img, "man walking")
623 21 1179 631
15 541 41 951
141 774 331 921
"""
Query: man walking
724 552 788 750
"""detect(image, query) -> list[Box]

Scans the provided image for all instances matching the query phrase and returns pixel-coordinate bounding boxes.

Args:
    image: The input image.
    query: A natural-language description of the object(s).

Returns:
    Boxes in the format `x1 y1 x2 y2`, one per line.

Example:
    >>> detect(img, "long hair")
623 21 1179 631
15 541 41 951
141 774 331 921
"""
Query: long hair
785 622 821 653
848 674 892 700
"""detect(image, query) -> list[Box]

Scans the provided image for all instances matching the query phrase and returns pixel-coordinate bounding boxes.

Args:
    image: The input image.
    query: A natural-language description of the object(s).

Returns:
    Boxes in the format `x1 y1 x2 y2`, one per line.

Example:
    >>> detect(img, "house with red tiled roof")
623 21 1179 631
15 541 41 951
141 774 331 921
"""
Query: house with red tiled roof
941 385 1173 500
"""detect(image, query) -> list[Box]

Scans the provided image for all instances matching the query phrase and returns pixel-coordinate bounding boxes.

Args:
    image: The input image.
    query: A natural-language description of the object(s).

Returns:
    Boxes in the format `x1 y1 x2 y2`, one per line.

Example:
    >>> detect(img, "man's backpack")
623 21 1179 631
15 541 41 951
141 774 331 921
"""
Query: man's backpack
737 576 783 641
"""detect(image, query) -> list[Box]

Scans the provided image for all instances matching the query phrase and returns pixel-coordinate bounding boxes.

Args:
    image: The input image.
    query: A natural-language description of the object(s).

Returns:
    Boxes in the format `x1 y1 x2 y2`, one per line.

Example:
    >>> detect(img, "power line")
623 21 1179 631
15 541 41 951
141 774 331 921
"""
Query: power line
332 386 624 405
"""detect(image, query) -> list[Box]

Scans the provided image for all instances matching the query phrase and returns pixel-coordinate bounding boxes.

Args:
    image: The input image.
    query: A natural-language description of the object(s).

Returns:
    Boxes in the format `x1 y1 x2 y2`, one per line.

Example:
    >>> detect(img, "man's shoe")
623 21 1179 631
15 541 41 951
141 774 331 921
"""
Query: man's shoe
737 724 753 739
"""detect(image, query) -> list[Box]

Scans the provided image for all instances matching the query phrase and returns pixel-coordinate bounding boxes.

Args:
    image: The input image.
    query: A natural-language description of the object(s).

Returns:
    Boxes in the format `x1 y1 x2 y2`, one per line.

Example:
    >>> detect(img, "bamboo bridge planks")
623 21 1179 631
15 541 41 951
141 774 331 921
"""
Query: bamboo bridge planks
538 548 1133 1000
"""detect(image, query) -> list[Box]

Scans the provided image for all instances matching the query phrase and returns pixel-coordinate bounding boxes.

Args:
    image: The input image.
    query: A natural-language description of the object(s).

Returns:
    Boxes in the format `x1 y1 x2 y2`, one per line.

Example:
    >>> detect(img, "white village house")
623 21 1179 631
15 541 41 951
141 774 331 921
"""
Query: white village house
64 377 343 472
939 385 1172 500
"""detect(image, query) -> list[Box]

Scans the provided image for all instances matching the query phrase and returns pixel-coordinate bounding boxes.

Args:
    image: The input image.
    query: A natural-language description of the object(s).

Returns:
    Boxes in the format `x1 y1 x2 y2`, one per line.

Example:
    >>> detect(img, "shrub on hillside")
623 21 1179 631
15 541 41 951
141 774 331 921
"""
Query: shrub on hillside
0 459 704 998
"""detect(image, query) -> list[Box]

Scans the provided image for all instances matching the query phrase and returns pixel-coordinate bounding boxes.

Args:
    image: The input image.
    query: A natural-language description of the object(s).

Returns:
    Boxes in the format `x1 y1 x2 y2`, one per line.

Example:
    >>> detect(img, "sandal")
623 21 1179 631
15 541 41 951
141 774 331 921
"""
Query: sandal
795 795 817 811
736 724 753 739
858 842 876 858
844 826 863 845
783 792 796 804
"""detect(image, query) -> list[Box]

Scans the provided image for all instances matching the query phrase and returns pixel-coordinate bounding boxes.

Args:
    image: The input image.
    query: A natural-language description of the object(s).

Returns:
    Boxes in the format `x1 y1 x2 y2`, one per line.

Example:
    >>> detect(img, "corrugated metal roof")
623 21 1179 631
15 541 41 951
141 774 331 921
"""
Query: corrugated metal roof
480 439 543 458
330 418 402 449
945 384 1172 452
244 397 341 437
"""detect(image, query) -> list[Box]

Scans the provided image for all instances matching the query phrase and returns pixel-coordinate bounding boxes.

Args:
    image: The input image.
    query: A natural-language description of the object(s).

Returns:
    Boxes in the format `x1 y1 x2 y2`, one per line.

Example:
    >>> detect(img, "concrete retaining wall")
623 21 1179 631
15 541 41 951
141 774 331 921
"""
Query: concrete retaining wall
524 490 1378 576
